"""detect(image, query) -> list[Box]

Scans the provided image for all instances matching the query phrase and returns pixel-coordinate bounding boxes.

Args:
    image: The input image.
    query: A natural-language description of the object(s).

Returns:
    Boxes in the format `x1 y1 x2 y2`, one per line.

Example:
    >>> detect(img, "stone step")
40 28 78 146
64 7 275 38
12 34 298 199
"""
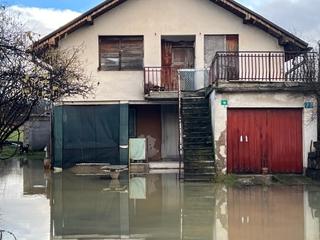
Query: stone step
183 123 211 129
183 138 212 143
182 112 211 118
183 133 212 139
182 109 210 115
184 148 213 154
184 169 216 175
184 155 214 161
182 102 209 107
183 121 211 126
184 144 213 150
183 136 212 142
184 163 215 169
183 128 212 133
184 145 213 150
182 92 206 98
182 105 209 110
182 99 208 104
183 130 212 136
183 117 211 123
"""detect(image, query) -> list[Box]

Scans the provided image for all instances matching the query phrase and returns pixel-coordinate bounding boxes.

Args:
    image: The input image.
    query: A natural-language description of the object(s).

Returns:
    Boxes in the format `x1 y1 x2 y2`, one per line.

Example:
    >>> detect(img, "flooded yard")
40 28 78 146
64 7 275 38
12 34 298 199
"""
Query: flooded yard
0 159 320 240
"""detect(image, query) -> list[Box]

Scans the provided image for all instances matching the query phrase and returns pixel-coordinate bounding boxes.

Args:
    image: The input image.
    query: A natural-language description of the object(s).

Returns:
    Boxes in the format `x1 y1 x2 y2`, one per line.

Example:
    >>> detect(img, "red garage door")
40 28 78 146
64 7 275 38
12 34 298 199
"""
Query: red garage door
227 109 303 174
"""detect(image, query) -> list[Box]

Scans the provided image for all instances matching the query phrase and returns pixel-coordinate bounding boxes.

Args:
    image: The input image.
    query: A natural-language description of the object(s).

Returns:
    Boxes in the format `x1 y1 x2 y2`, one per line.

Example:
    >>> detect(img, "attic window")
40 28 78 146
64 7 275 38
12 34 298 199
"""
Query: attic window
99 36 144 71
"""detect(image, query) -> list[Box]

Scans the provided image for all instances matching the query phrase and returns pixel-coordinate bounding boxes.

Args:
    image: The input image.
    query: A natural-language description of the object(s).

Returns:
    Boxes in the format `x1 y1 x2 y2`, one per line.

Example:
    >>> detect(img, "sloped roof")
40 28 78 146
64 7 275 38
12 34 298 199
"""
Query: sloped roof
36 0 310 51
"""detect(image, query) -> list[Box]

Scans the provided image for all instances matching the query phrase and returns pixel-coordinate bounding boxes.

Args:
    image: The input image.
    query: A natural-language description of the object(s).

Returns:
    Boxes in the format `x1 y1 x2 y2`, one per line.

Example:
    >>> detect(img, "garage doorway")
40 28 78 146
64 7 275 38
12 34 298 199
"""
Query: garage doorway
227 109 303 174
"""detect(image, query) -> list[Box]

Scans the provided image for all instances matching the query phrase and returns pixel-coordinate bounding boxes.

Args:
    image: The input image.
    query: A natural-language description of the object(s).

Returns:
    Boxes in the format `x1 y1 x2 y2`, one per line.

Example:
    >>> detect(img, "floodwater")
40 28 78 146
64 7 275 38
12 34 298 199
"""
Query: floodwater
0 159 320 240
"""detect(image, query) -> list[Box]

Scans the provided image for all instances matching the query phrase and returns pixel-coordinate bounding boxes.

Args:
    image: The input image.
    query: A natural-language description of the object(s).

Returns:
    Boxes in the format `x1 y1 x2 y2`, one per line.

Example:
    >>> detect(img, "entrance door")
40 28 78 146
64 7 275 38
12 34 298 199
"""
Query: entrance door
136 105 162 161
227 109 303 174
161 40 194 91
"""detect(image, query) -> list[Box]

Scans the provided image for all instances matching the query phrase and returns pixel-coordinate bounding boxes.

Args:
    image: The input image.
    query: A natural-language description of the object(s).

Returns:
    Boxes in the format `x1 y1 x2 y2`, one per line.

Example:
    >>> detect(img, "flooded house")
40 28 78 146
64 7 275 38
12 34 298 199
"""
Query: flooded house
36 0 318 180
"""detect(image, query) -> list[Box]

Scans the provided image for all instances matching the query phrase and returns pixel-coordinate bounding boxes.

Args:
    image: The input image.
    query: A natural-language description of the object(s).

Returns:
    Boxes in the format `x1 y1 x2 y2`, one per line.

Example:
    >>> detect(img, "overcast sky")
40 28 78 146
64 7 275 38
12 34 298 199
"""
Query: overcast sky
5 0 320 47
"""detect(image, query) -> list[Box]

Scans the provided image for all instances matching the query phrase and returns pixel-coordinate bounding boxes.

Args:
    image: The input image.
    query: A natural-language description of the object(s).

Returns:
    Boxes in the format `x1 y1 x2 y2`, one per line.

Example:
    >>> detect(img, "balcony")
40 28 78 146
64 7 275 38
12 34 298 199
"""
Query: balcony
144 67 211 98
144 51 319 98
144 67 178 93
210 51 319 85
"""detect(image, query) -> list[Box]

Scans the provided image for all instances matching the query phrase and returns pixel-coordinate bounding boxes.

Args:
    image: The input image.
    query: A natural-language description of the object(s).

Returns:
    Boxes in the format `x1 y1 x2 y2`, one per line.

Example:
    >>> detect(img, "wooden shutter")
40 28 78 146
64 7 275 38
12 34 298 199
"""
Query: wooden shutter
99 36 143 71
120 37 144 70
99 37 121 71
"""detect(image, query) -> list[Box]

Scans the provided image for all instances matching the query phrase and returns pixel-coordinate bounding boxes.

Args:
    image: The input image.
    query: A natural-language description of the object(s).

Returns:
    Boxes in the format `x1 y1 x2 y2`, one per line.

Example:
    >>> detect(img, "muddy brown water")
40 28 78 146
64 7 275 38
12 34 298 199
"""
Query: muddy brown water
0 159 320 240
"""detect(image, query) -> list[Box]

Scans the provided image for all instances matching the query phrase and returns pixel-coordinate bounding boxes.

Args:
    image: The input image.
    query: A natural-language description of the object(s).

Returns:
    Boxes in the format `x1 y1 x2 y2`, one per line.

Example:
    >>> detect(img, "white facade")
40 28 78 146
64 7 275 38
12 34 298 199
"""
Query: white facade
58 0 283 102
48 0 316 171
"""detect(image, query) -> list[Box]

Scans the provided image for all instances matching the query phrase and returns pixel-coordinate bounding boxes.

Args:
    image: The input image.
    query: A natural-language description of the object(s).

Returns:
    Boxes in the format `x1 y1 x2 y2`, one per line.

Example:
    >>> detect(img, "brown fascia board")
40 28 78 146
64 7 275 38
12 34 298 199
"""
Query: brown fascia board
211 0 310 51
35 0 127 47
36 0 309 51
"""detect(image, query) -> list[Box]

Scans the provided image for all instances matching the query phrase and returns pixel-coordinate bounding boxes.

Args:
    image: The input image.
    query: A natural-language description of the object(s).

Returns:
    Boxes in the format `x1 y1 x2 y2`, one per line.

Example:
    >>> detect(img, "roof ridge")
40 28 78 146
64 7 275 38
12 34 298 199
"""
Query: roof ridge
35 0 309 51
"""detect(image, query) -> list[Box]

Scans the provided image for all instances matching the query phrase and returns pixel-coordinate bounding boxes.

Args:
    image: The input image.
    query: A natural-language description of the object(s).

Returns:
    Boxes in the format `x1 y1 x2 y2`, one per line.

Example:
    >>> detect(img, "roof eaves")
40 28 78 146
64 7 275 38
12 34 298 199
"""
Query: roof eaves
35 0 127 47
211 0 309 51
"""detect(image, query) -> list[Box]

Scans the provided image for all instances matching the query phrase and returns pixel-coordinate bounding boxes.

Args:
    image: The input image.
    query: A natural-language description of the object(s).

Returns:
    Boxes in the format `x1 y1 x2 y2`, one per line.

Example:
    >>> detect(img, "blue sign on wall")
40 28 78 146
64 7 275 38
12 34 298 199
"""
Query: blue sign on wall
304 102 314 109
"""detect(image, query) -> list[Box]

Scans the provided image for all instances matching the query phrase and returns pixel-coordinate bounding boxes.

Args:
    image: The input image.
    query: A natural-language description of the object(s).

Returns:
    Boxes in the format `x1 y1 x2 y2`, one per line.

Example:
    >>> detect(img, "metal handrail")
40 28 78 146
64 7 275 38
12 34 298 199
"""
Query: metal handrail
210 51 318 85
144 66 179 94
178 70 183 179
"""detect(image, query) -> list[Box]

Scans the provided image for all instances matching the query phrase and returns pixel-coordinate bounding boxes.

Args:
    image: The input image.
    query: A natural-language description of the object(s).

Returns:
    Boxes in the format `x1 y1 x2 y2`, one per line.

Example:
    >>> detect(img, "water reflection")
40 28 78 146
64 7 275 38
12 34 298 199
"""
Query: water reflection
0 159 320 240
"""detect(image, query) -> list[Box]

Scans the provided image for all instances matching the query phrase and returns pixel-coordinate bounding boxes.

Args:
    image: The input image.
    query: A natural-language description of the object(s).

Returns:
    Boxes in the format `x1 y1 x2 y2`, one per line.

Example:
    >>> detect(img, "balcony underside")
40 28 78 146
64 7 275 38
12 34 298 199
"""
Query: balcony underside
145 91 178 100
212 80 317 93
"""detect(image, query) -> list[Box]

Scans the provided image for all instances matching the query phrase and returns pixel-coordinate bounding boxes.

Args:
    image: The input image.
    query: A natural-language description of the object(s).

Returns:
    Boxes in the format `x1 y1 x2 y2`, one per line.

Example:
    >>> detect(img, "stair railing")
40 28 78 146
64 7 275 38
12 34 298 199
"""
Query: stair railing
178 70 183 180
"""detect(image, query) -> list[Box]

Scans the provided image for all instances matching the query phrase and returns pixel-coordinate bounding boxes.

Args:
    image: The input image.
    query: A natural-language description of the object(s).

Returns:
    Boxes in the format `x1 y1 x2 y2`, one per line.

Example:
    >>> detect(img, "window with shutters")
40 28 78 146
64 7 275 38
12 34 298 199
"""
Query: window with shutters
99 36 144 71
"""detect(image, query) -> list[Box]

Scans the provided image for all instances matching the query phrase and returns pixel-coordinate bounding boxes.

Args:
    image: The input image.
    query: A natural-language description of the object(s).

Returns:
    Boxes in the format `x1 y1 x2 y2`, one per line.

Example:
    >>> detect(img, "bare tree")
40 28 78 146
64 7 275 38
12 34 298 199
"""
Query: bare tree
0 6 92 151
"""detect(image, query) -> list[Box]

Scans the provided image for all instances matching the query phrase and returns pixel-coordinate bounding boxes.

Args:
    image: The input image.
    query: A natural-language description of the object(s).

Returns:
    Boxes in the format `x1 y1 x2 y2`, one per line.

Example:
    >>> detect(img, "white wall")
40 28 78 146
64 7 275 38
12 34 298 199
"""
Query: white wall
58 0 283 102
212 91 318 174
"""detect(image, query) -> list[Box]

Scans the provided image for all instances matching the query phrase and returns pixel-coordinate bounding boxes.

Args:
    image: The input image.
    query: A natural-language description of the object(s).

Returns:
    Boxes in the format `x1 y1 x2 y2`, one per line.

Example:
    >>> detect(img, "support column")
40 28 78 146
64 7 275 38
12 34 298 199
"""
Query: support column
119 103 129 165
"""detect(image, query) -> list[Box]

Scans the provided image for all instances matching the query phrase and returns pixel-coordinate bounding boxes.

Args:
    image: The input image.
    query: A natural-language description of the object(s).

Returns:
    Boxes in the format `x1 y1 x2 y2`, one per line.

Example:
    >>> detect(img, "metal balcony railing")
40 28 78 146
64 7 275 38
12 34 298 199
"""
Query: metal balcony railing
210 51 319 84
144 67 211 94
144 67 179 94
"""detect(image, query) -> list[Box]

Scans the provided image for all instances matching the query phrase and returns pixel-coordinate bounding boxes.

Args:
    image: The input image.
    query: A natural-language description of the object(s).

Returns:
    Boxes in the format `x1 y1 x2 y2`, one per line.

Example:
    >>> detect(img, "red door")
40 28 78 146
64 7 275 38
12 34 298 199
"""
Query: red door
227 109 302 174
267 109 303 173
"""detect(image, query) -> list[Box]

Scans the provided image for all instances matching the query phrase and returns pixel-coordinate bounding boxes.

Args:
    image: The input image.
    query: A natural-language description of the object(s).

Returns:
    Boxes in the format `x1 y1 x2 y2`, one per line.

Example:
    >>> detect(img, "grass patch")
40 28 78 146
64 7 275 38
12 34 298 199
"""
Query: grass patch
1 147 45 161
0 145 19 159
26 151 45 161
214 174 238 186
7 130 23 142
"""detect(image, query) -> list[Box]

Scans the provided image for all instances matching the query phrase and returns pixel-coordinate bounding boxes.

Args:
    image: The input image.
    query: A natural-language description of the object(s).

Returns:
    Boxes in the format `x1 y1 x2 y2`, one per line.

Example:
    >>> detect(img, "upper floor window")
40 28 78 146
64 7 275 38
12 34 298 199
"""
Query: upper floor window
99 36 144 71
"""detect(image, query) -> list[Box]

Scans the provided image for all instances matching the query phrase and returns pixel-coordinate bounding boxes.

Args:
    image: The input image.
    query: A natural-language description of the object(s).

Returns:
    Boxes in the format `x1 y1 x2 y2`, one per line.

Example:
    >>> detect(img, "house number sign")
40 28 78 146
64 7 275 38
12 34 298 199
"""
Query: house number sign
304 101 314 109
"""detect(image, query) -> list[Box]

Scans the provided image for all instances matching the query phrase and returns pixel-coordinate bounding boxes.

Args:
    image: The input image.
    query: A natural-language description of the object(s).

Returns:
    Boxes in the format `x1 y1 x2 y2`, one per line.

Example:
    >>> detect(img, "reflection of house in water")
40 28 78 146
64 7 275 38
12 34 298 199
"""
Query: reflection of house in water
226 186 304 240
50 172 320 240
306 186 320 240
51 172 129 239
23 160 50 197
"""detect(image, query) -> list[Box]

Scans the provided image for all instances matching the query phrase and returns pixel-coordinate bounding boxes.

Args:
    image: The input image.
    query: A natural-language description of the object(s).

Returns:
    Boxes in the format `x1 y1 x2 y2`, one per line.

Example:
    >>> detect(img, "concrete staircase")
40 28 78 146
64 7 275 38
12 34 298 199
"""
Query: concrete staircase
306 141 320 181
181 90 215 181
